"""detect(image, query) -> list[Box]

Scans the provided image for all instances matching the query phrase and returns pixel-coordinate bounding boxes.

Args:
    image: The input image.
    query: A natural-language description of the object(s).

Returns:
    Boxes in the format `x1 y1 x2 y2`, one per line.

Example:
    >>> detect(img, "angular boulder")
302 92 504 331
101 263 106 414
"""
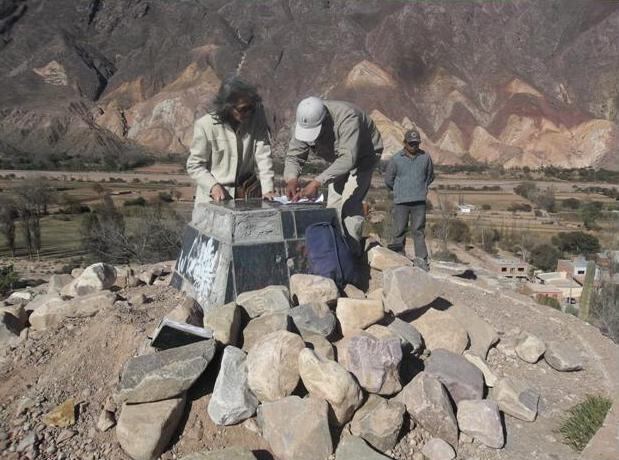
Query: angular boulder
446 304 499 358
203 302 241 346
387 318 423 354
60 262 117 298
350 394 405 453
335 435 392 460
290 274 339 306
29 291 116 330
544 341 584 372
492 377 539 422
368 246 413 271
165 296 203 327
304 334 335 360
457 399 504 449
425 349 484 404
236 285 290 318
411 308 469 354
383 266 440 315
289 302 336 338
515 334 546 363
47 274 73 295
242 312 290 351
344 284 366 299
422 438 456 460
463 351 499 387
336 298 384 337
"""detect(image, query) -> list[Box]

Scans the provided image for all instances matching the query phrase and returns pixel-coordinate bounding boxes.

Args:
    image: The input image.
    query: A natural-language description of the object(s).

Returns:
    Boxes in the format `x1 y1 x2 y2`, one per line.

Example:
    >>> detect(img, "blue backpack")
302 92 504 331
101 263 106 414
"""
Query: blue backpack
305 221 357 288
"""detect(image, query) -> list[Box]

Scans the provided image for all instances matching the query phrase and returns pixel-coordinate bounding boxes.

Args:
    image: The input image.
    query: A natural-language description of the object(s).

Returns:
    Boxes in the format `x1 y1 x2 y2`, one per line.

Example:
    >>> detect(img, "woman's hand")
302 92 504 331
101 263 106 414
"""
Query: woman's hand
210 184 230 202
285 178 300 200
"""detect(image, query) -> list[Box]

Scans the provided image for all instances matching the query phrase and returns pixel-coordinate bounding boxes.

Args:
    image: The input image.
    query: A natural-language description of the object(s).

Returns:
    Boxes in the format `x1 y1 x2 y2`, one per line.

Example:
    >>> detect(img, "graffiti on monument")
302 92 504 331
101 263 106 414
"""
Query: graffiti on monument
176 227 220 305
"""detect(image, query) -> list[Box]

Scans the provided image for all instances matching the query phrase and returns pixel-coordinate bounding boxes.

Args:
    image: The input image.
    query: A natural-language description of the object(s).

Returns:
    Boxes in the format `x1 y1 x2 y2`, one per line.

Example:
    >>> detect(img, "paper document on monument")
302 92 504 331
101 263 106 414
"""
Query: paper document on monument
272 193 324 205
150 317 213 350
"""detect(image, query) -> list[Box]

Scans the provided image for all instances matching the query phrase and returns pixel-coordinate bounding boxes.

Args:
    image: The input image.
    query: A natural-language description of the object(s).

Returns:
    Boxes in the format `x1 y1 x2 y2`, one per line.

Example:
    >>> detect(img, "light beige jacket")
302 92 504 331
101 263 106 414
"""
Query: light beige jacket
186 106 274 204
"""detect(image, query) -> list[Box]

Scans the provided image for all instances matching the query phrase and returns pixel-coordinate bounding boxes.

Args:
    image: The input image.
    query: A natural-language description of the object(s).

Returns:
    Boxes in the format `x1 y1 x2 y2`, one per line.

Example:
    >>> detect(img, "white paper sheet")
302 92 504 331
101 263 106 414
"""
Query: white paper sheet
272 193 324 205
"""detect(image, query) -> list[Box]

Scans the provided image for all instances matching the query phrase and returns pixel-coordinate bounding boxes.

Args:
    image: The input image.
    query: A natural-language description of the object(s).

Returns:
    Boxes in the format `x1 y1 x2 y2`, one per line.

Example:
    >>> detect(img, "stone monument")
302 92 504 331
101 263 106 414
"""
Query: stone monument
171 199 338 312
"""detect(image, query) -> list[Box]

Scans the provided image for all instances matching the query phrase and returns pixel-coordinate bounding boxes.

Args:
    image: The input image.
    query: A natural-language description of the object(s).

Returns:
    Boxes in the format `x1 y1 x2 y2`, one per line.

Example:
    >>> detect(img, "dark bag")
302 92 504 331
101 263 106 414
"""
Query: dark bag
305 221 357 288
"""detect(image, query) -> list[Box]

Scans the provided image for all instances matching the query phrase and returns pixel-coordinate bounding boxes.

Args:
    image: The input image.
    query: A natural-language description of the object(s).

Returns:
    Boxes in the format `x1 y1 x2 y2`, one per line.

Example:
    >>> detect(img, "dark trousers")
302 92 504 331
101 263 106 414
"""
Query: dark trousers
389 201 428 260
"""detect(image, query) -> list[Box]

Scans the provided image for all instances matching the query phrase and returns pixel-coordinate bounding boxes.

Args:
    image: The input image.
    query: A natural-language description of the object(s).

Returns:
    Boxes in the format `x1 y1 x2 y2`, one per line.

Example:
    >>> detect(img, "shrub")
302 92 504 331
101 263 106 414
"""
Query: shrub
538 295 561 310
0 265 19 296
530 244 561 271
552 232 600 255
559 395 612 451
123 197 146 207
481 204 491 210
158 191 174 203
432 250 460 263
562 198 581 210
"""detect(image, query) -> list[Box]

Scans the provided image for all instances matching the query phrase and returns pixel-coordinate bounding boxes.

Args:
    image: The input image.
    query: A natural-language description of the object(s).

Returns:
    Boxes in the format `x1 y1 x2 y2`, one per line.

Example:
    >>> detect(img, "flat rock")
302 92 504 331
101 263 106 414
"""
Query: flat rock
388 318 423 353
421 438 456 460
544 341 584 371
30 291 116 330
165 296 203 327
492 377 539 422
298 348 362 425
342 335 402 395
447 304 499 358
117 340 216 404
335 435 392 459
350 394 405 453
180 447 257 460
23 293 64 313
42 399 75 428
204 303 241 346
290 302 336 338
395 372 458 448
208 346 258 425
117 395 186 460
412 308 469 354
97 409 116 432
236 285 290 318
383 266 440 315
457 399 504 449
258 396 332 460
47 274 73 295
60 262 117 297
425 349 484 404
290 274 339 306
368 246 413 271
242 312 290 351
515 334 546 363
344 284 366 299
336 298 384 337
247 330 305 402
463 351 499 387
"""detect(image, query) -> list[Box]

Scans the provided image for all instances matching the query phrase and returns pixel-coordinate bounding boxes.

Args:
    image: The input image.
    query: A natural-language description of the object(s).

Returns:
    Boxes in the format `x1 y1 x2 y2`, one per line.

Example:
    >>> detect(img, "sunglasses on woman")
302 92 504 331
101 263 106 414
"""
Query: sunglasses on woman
233 103 255 114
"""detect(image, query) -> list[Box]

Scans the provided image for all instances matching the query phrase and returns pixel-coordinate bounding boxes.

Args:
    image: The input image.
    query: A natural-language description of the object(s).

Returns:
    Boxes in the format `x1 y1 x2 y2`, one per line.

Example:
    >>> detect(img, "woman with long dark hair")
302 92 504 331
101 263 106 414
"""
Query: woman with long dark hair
186 77 275 206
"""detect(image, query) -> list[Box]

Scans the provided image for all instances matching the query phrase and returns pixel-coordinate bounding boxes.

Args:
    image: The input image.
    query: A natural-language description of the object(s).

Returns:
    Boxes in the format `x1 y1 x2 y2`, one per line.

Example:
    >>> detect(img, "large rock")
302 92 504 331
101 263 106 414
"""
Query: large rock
492 377 539 422
0 306 26 346
6 291 32 306
60 263 117 298
304 334 335 360
208 346 258 426
457 399 504 449
165 296 203 327
463 351 499 387
290 274 339 306
246 331 305 402
180 448 257 460
29 291 116 330
421 438 456 460
116 395 186 460
350 394 405 453
203 303 241 346
336 298 384 336
544 341 584 372
117 340 216 404
298 348 362 425
335 435 392 460
395 372 458 448
446 305 499 358
411 308 469 354
289 303 336 338
367 246 413 271
364 324 398 341
236 285 291 318
24 293 64 313
515 334 546 363
341 335 402 395
344 284 366 299
383 266 440 315
425 349 484 404
258 396 332 460
242 312 290 351
387 318 423 353
47 274 73 295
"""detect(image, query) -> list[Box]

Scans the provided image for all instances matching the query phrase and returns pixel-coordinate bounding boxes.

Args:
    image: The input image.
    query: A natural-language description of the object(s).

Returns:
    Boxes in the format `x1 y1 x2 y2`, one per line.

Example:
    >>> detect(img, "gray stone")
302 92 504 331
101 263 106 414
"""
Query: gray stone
342 335 402 395
492 377 539 422
117 395 186 460
96 410 116 432
6 290 32 306
350 394 405 453
364 324 398 341
388 318 423 353
236 285 291 318
204 302 241 346
425 349 484 404
60 263 117 297
304 334 335 360
447 305 499 358
29 291 116 330
411 308 469 354
15 431 37 452
247 330 305 402
298 348 363 425
258 396 332 460
165 297 204 327
242 312 290 351
290 274 339 306
463 351 499 387
117 340 216 404
47 275 73 295
368 246 413 271
457 399 504 449
544 341 584 372
180 447 257 460
395 372 458 448
344 284 366 299
421 438 456 460
23 293 63 313
289 302 336 338
515 334 546 363
208 346 258 426
383 266 440 315
336 435 392 459
336 298 384 337
367 288 383 300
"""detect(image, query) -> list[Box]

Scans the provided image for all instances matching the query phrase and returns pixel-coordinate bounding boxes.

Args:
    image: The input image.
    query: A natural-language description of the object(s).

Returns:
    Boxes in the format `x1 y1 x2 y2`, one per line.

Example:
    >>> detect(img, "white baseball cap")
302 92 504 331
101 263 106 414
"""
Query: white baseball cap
294 96 326 143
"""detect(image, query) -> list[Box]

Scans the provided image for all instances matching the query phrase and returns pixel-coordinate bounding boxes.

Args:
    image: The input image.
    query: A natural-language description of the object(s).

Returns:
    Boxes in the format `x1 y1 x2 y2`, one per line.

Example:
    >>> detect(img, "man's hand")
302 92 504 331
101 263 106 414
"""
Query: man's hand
210 183 230 202
285 178 300 200
262 191 277 201
299 179 321 200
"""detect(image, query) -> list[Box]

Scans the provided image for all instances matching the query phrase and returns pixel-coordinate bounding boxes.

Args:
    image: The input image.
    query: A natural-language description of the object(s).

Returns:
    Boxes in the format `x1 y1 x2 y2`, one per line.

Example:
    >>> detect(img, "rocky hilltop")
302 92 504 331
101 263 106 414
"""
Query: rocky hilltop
0 0 618 169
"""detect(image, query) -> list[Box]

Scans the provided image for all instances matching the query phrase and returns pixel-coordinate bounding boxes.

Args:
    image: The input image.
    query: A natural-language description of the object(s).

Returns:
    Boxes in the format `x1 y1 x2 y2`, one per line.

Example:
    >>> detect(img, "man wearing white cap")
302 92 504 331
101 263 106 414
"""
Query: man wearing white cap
283 97 383 253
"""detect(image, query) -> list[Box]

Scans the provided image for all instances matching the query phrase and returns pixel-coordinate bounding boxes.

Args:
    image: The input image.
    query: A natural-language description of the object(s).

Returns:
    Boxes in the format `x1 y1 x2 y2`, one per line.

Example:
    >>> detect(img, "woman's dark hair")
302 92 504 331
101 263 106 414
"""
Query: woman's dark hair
211 77 262 124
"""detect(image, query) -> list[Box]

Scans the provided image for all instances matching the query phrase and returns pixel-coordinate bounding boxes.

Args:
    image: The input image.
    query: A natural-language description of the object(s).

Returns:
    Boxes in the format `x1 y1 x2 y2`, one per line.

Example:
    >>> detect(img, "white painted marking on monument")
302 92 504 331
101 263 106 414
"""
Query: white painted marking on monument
177 234 220 304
